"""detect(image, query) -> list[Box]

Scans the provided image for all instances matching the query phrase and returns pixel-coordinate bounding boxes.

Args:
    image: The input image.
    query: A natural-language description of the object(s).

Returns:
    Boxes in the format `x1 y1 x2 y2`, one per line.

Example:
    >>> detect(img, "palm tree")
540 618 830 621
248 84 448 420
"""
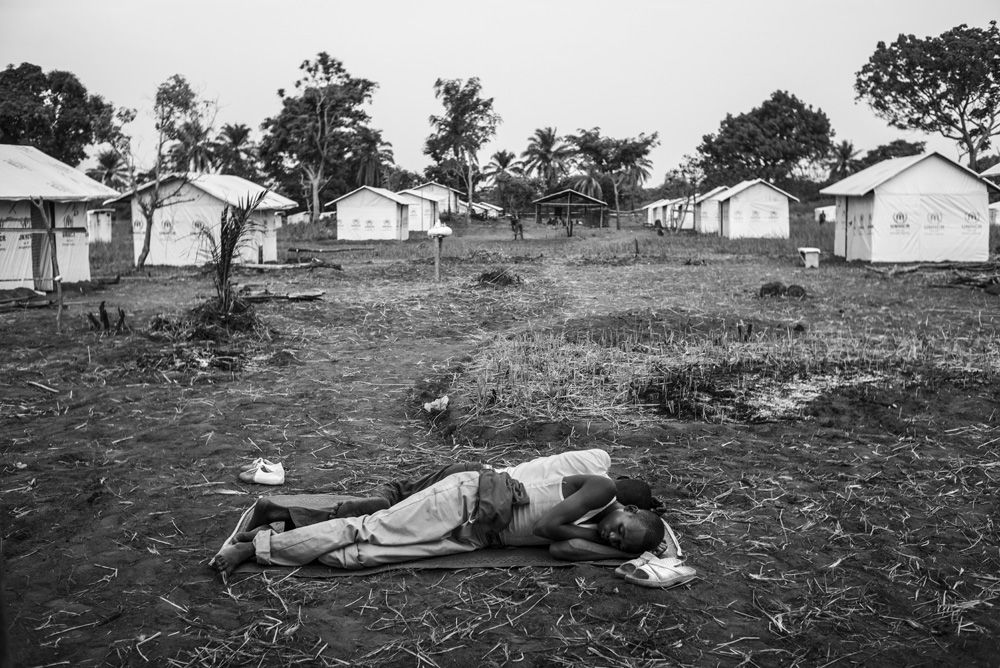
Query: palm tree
828 141 861 181
569 166 603 200
484 150 521 184
86 149 130 190
215 123 256 179
169 119 216 173
521 127 574 193
351 127 394 188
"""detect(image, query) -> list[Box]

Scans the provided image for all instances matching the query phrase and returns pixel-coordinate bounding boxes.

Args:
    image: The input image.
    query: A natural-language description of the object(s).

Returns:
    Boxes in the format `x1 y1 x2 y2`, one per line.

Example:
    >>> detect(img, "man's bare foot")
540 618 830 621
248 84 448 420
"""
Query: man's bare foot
210 541 256 576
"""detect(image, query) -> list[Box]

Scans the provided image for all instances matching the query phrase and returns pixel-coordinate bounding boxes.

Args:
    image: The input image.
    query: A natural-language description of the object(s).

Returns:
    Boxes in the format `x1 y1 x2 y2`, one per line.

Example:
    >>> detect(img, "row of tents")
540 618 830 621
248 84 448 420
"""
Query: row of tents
641 152 1000 263
3 144 1000 292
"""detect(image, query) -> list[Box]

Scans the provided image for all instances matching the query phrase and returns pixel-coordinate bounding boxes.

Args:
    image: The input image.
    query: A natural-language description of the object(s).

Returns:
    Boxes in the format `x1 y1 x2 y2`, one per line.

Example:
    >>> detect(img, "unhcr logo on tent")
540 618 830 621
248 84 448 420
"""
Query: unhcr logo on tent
927 212 942 224
351 219 360 228
966 211 980 222
892 212 907 224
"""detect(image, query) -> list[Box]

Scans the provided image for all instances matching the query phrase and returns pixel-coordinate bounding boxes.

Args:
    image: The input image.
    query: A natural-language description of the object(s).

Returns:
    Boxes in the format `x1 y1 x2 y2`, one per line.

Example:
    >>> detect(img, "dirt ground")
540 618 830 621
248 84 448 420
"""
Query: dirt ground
2 234 1000 667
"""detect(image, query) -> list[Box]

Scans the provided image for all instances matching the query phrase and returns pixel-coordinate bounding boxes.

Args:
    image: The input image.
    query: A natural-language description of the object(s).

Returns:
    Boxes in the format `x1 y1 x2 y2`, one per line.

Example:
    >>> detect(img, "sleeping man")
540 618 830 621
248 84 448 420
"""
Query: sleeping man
210 450 665 575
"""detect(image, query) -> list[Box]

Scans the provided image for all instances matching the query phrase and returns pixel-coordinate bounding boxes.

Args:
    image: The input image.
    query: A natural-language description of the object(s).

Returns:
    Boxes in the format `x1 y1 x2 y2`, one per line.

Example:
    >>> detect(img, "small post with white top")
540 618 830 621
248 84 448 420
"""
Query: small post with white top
798 247 821 269
427 224 453 282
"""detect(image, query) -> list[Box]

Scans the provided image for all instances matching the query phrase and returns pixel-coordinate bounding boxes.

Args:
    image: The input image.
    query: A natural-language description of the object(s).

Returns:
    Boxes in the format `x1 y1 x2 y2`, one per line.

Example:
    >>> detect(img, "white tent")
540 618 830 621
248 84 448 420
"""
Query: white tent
641 198 671 227
86 208 114 243
990 201 1000 226
328 186 410 241
980 162 1000 178
666 197 696 231
397 189 440 232
477 202 503 219
410 182 462 216
107 173 295 266
0 145 119 289
814 205 835 224
718 180 798 239
820 152 997 263
693 186 728 234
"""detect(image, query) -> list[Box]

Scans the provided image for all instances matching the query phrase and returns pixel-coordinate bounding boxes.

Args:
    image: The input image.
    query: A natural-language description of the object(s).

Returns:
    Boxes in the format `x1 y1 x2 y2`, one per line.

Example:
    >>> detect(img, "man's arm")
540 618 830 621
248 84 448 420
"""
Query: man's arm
531 475 616 544
549 538 636 561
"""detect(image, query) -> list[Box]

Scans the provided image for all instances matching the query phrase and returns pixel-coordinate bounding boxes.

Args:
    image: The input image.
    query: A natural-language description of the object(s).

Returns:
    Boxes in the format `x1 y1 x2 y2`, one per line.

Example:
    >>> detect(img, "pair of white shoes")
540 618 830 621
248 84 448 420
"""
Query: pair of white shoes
239 458 285 485
615 553 696 588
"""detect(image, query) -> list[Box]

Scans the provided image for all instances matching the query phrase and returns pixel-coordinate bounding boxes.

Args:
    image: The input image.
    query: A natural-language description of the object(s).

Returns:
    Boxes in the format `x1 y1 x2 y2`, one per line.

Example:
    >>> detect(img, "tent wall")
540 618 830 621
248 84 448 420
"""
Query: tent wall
1 200 90 288
413 184 459 214
131 182 280 266
694 199 722 234
400 195 437 232
844 194 875 261
720 183 790 238
834 196 847 257
336 189 408 241
87 210 113 243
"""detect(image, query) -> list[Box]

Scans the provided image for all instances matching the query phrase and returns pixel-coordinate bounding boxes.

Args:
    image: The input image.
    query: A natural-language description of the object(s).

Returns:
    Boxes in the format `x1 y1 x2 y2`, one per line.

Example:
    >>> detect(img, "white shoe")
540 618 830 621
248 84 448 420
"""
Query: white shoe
239 461 285 485
241 457 276 472
624 557 696 589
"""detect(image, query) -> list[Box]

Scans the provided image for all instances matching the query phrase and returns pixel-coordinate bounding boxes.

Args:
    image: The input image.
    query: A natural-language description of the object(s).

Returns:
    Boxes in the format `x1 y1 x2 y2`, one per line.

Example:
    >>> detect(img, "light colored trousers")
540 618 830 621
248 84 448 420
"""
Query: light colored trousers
253 470 488 569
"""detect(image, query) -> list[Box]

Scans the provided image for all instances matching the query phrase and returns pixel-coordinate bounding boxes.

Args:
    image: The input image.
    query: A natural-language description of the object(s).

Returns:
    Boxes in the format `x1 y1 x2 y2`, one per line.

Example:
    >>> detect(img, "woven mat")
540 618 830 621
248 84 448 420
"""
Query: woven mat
224 494 624 578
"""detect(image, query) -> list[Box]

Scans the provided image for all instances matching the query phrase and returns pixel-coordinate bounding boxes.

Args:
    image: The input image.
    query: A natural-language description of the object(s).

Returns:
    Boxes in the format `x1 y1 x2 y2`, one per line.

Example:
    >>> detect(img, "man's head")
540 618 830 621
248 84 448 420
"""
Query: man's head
597 507 665 553
614 478 658 510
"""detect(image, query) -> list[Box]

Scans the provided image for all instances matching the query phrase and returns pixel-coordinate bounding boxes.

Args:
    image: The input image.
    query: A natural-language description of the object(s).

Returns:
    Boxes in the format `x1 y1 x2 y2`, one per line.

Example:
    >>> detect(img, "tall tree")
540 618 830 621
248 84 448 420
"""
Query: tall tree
698 90 833 188
521 127 574 193
134 74 209 269
494 173 542 219
827 140 862 181
857 139 926 170
169 118 216 173
425 77 501 224
484 150 521 207
86 149 129 190
855 21 1000 170
568 127 659 229
0 62 114 166
259 53 378 221
349 126 394 188
215 123 259 180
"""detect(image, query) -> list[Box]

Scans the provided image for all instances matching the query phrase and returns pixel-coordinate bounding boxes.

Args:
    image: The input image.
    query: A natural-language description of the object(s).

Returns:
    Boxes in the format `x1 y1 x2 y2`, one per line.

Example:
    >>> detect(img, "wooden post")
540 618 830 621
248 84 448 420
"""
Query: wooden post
31 198 63 333
434 236 441 282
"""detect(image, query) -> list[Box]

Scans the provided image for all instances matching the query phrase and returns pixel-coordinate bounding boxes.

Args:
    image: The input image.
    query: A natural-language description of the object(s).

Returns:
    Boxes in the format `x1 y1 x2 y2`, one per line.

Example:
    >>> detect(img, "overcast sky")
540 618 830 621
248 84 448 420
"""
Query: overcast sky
1 0 996 183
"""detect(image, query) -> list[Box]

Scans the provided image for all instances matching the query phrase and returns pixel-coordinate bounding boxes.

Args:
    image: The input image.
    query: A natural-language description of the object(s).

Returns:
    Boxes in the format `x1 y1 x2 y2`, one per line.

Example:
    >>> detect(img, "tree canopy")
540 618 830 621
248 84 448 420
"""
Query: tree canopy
0 62 114 166
697 90 833 189
567 127 658 228
425 77 501 223
259 53 378 221
855 21 1000 170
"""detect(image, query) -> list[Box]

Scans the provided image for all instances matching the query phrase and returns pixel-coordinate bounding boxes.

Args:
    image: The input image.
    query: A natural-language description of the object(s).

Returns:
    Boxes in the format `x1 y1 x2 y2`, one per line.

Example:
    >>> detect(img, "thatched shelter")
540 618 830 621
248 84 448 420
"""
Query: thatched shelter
532 190 607 235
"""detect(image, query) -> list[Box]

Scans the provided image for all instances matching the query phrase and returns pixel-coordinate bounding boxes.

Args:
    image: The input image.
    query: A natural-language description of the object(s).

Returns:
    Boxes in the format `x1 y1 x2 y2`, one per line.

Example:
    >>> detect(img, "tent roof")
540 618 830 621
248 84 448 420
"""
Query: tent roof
695 186 729 204
533 189 607 206
0 145 120 202
720 179 800 202
477 202 503 211
821 152 1000 196
641 198 672 210
327 186 411 206
980 162 1000 177
106 173 296 209
412 181 464 195
397 189 442 202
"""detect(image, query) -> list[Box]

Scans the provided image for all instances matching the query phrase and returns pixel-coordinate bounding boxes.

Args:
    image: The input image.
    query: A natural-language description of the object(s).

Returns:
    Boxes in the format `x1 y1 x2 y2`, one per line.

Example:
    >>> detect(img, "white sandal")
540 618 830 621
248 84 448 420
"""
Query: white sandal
625 558 696 588
615 551 659 578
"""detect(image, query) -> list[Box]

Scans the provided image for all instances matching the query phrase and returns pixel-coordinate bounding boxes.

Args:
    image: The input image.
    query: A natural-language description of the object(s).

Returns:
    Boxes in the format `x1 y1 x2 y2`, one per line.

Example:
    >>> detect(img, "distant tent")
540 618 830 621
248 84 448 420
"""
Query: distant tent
327 186 410 241
397 189 440 233
717 179 798 239
409 182 463 216
990 201 1000 226
665 197 696 231
0 145 119 290
980 162 1000 178
641 198 672 227
106 173 295 266
86 208 114 243
693 186 728 235
814 205 835 224
820 152 997 262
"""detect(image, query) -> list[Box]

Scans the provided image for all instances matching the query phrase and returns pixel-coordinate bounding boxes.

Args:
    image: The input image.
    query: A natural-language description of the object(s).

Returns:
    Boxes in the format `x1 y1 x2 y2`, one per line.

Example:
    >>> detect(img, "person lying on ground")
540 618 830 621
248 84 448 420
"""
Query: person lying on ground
234 449 659 536
210 470 666 576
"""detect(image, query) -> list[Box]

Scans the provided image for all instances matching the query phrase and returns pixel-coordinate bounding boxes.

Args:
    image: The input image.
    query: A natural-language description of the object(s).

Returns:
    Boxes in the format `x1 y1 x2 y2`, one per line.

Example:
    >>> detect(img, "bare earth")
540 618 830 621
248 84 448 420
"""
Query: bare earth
2 231 999 667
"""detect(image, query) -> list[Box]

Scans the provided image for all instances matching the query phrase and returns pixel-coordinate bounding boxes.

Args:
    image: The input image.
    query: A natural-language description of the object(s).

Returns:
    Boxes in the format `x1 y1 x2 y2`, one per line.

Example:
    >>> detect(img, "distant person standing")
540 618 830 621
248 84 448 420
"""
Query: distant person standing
511 216 524 240
818 210 827 225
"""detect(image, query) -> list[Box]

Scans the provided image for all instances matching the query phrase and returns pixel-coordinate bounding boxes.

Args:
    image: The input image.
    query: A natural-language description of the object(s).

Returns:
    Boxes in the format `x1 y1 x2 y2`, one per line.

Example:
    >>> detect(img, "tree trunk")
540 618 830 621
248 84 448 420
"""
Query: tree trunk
612 180 622 231
465 159 473 226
